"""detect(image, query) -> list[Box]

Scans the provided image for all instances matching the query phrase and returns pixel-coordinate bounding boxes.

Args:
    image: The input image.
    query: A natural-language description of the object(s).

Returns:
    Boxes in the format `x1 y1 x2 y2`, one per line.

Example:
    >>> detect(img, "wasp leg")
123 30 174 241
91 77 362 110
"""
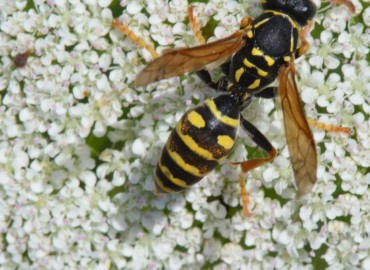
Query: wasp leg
195 62 230 92
307 119 351 134
189 5 232 89
189 6 254 44
196 69 219 90
188 5 206 45
112 19 158 59
254 87 351 134
329 0 356 13
220 61 231 75
239 174 251 217
189 5 251 91
234 116 278 216
189 6 230 91
254 87 276 99
240 16 254 30
295 20 315 59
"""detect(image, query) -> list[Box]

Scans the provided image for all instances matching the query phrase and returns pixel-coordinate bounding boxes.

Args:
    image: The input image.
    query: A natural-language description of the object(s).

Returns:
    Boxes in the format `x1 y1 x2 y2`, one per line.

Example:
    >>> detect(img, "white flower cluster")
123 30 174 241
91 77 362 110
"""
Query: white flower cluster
0 0 369 269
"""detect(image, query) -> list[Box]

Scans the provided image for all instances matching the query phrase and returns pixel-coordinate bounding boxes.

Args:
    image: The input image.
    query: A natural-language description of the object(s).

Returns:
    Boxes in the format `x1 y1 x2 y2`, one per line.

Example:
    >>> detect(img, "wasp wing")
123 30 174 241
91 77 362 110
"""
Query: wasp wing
278 64 317 197
135 30 246 87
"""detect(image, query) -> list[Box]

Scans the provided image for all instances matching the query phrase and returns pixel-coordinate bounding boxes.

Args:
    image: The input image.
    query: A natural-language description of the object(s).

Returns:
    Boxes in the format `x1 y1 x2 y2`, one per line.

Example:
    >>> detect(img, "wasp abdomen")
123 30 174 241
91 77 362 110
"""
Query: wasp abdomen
155 95 240 194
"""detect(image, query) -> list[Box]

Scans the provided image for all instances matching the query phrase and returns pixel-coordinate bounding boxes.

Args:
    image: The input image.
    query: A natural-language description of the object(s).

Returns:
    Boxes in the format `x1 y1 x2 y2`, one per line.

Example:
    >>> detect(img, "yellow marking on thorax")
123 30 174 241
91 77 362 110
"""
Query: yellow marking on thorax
257 69 268 77
243 58 253 69
284 55 291 62
205 99 240 128
246 30 253 39
248 79 261 90
235 67 244 82
290 35 294 53
166 144 205 177
252 48 275 66
159 163 189 188
155 177 175 193
264 10 298 29
264 55 275 66
243 58 268 77
217 135 234 150
176 123 216 160
188 111 206 128
254 18 270 29
251 48 263 56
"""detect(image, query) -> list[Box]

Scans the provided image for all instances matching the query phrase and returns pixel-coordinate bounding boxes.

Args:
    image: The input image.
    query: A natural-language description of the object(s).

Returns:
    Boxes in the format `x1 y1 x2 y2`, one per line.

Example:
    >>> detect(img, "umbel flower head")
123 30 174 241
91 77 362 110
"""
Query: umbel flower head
0 0 369 269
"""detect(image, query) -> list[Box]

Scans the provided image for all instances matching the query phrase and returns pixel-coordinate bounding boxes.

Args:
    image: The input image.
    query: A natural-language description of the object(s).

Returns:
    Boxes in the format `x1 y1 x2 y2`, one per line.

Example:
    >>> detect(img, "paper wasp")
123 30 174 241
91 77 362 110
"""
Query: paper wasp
113 0 354 216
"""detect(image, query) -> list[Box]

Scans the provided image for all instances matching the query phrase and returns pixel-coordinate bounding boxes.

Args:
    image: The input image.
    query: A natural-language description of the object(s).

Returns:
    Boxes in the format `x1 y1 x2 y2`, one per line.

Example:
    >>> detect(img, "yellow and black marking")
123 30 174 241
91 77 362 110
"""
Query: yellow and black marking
227 8 302 95
155 95 240 194
113 0 355 215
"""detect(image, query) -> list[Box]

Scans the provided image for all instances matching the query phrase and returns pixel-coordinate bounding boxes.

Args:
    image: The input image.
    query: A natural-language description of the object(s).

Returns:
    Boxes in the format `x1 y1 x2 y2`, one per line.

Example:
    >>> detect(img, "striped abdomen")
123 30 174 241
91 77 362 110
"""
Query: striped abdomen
155 95 240 194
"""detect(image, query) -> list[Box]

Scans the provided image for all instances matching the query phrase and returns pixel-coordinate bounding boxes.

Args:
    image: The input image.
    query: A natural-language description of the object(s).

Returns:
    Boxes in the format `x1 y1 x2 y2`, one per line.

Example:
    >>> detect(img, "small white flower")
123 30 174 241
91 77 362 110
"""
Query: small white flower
362 257 370 270
363 6 370 26
127 2 143 15
323 7 352 33
272 225 293 245
220 242 243 265
131 137 150 156
80 170 97 187
309 30 339 69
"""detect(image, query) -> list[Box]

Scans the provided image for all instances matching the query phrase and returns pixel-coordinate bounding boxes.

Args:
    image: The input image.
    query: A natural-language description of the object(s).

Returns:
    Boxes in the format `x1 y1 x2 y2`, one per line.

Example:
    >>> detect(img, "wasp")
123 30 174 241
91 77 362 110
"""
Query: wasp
113 0 354 216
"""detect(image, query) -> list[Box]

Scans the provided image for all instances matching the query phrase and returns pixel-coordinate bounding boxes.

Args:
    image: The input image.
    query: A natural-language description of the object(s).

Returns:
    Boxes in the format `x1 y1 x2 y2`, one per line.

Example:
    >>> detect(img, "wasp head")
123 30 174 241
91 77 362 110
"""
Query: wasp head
262 0 317 26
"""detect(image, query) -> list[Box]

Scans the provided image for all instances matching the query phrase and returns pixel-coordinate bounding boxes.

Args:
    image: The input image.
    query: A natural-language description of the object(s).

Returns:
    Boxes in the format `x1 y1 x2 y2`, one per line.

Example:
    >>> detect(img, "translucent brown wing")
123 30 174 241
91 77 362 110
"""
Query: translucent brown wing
135 30 246 87
278 63 317 197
